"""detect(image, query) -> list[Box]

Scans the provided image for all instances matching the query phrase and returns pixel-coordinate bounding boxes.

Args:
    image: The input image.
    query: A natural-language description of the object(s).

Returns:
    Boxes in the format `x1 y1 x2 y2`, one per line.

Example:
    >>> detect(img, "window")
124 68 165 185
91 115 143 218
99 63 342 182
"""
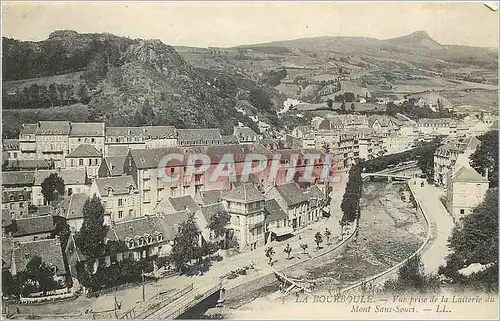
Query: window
460 209 465 215
19 202 24 208
129 209 134 217
79 159 84 166
118 210 123 219
68 188 73 196
118 199 123 207
91 138 95 143
157 233 164 242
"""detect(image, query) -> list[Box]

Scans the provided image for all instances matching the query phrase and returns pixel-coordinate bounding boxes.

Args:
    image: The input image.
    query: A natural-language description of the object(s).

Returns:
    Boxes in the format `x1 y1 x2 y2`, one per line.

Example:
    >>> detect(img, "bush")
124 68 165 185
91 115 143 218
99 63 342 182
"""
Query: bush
384 255 440 293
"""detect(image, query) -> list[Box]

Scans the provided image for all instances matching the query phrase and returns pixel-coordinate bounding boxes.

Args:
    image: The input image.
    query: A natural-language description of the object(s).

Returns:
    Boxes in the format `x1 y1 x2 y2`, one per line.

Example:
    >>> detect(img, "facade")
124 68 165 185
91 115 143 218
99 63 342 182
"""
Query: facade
18 124 38 160
446 165 489 221
34 121 71 169
222 184 266 251
90 176 140 223
2 190 31 219
266 183 309 230
433 136 481 187
65 144 103 179
416 118 457 136
68 122 105 155
32 169 89 206
2 139 20 161
176 128 222 146
263 199 291 242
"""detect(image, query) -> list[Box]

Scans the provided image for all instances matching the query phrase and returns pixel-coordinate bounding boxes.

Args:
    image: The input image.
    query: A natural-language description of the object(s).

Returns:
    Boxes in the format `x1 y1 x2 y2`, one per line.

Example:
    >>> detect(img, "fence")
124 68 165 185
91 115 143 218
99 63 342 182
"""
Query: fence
126 283 194 319
162 283 221 320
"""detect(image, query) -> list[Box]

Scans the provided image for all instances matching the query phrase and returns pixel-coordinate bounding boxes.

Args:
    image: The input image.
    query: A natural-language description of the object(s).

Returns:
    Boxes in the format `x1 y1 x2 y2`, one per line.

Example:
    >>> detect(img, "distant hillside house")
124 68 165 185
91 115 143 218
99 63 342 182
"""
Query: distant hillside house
233 126 259 144
34 121 71 169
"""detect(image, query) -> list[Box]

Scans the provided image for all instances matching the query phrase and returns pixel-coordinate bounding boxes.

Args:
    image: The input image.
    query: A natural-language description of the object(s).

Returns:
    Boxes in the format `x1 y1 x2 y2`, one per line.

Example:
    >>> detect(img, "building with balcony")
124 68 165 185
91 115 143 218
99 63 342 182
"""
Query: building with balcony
222 184 266 251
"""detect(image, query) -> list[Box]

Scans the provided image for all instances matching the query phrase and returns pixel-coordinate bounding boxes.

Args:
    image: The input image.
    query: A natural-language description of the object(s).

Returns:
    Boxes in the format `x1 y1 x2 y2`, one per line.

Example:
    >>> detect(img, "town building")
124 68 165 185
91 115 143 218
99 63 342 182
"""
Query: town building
34 121 71 169
3 159 52 172
2 171 35 193
263 199 291 243
10 215 55 242
9 238 67 281
446 165 489 222
155 195 199 216
2 190 31 219
222 184 266 251
18 124 38 160
2 139 20 161
68 122 105 155
433 136 481 187
32 169 89 206
65 144 102 179
89 176 140 223
176 128 222 146
266 182 309 230
233 126 259 144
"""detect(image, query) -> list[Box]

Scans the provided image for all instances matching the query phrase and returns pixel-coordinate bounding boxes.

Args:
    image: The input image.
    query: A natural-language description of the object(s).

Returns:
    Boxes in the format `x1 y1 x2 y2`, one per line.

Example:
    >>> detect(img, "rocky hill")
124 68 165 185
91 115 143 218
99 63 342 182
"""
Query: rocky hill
2 31 286 137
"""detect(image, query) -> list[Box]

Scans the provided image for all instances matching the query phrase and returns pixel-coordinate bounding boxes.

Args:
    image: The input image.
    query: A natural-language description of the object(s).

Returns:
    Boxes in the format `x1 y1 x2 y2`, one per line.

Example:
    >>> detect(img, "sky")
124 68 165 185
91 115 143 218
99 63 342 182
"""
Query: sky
2 1 499 48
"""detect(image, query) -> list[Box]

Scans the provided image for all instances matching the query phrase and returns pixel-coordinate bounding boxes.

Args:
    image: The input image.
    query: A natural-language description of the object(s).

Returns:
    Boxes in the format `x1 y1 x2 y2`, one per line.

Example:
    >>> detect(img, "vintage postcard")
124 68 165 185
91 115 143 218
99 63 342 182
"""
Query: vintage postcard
1 1 498 320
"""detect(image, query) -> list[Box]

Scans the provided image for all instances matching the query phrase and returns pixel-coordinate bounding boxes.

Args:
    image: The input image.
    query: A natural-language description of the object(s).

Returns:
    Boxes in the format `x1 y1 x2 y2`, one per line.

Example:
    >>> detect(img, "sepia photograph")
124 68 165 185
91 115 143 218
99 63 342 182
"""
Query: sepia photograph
1 1 498 319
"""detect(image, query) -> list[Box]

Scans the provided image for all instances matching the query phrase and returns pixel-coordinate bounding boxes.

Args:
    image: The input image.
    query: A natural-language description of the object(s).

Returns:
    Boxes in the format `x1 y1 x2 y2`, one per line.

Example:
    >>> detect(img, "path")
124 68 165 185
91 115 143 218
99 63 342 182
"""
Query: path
409 178 455 274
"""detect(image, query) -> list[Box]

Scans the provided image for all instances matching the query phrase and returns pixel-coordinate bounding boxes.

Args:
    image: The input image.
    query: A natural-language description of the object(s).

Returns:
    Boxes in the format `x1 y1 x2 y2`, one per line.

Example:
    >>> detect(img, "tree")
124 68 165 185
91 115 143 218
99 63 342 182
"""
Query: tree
439 188 498 290
168 213 202 273
41 173 65 205
314 232 323 249
77 194 108 258
21 256 58 295
207 210 231 248
283 244 292 260
77 83 90 104
384 254 439 292
327 98 333 109
2 270 20 298
324 228 332 245
265 247 275 265
300 243 308 254
470 131 498 188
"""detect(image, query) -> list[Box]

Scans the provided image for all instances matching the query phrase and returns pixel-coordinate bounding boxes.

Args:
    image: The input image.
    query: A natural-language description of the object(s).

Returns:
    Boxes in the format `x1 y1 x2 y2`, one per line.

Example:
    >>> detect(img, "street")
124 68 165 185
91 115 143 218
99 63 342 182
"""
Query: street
409 178 456 274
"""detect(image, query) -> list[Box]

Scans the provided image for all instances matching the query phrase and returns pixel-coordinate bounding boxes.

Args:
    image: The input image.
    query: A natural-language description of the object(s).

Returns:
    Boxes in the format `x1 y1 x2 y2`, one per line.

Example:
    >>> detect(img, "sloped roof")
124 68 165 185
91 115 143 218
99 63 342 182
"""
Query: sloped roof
305 185 324 199
452 166 489 183
13 239 66 276
199 202 228 223
198 189 223 205
94 176 136 196
11 215 55 237
36 121 71 135
168 196 199 212
67 144 102 158
103 156 126 176
143 126 177 139
69 123 105 137
222 184 264 203
19 124 37 136
106 127 144 137
34 169 87 186
177 128 222 142
274 182 308 206
54 193 89 220
264 199 288 223
156 210 191 240
2 171 35 186
4 159 51 170
3 190 31 203
109 216 166 241
2 139 19 151
221 135 239 144
107 146 130 157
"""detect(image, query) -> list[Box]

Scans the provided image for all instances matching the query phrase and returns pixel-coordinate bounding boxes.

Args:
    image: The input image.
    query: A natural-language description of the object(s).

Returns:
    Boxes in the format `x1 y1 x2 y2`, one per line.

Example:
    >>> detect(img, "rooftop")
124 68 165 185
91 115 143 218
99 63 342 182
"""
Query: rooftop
34 169 88 186
4 159 51 170
103 156 127 176
13 238 66 276
11 215 55 237
264 199 288 223
2 171 35 186
69 122 105 137
94 176 137 196
36 121 71 135
222 184 264 203
66 144 102 158
452 166 489 183
274 182 309 206
2 139 19 151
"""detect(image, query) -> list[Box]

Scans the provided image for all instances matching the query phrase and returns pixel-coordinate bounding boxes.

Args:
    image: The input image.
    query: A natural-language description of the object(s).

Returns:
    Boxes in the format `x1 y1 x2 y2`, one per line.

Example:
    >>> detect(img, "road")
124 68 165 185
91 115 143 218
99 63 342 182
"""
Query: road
409 178 455 274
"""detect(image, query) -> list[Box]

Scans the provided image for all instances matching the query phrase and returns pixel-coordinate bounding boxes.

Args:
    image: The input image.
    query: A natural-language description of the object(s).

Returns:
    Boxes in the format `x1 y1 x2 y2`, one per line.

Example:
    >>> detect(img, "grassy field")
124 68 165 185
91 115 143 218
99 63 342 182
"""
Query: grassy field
2 103 89 137
2 72 84 92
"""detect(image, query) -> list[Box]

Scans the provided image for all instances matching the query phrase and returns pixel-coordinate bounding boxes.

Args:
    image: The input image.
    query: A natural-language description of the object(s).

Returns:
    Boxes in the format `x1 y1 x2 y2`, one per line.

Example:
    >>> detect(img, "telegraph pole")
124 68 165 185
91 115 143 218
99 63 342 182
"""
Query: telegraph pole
142 269 145 302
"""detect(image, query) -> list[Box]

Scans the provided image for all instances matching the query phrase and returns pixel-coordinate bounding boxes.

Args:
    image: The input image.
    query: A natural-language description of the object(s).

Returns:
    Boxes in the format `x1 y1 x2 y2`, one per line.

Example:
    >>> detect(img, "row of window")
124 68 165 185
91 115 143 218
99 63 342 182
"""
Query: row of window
126 234 164 248
70 158 100 166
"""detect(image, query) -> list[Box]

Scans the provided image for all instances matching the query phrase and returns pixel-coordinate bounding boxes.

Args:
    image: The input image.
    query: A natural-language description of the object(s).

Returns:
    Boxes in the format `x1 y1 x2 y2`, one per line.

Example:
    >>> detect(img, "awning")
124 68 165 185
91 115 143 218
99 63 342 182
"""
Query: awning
270 226 294 237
